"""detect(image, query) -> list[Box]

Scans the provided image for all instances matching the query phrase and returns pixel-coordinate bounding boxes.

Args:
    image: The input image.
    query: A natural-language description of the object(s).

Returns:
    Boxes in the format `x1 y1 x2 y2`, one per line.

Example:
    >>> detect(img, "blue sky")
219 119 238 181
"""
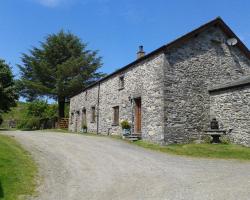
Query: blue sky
1 0 250 78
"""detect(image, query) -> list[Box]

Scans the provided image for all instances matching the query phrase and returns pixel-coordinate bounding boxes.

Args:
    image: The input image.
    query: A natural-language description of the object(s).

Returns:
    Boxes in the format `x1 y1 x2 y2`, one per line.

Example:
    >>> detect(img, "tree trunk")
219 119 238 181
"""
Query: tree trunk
58 97 65 119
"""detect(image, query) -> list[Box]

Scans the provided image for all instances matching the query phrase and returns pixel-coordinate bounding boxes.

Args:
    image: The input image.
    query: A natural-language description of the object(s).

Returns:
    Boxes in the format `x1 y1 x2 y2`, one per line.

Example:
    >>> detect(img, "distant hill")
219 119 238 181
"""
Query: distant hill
0 102 28 129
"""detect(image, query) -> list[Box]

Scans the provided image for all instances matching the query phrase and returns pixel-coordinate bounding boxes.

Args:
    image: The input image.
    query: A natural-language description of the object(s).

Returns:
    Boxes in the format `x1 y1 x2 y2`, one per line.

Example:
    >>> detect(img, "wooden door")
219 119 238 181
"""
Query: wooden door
82 109 87 125
135 98 141 133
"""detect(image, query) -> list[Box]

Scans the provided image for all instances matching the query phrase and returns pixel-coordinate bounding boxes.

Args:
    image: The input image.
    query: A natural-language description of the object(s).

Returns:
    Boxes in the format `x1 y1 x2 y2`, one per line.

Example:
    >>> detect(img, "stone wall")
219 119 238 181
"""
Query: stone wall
69 53 166 143
210 86 250 146
163 26 250 144
69 85 99 132
70 24 250 145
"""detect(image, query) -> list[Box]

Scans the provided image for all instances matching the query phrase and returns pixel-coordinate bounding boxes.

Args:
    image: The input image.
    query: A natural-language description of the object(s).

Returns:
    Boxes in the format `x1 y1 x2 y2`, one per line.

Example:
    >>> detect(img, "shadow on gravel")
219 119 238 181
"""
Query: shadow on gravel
0 180 4 198
0 128 11 131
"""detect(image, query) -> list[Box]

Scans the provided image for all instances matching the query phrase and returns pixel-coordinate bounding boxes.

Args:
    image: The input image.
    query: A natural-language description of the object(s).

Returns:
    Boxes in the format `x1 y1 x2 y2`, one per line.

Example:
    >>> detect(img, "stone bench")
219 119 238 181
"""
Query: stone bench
204 129 226 143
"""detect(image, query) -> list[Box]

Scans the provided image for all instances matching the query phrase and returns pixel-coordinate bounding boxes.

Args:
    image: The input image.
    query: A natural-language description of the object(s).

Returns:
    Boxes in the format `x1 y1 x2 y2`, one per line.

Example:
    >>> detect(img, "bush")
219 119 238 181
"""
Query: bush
120 120 131 129
201 135 212 143
220 135 231 144
17 117 41 130
16 100 58 130
17 119 27 129
27 100 48 117
82 123 87 129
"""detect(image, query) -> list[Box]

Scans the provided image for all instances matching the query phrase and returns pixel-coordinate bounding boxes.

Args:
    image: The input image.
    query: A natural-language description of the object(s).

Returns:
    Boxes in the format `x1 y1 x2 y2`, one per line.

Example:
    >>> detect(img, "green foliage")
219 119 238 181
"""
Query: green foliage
17 117 41 130
0 134 37 200
220 135 231 144
201 135 212 144
44 103 58 119
27 100 48 117
17 100 58 130
0 59 18 114
0 102 28 129
120 120 131 129
82 123 87 129
64 103 69 118
18 30 104 117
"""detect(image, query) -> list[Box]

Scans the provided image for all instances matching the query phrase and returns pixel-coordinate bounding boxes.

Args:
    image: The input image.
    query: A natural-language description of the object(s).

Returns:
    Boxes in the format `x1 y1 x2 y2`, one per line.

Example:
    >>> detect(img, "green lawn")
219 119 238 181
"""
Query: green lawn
134 140 250 160
0 134 37 200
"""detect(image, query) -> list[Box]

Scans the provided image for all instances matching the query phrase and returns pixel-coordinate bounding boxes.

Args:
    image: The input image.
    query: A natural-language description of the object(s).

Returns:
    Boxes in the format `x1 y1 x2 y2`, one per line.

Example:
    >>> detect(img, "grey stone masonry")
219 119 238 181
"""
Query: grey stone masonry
69 18 250 145
210 85 250 146
163 26 250 144
70 53 166 143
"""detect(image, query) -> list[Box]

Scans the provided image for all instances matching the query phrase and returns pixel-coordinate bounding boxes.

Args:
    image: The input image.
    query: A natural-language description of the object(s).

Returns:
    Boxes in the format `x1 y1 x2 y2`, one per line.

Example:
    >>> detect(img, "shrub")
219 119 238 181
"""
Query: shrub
201 135 212 143
220 135 231 144
17 119 26 129
82 123 87 129
120 120 131 129
16 100 58 130
27 100 48 117
17 117 41 130
25 118 40 130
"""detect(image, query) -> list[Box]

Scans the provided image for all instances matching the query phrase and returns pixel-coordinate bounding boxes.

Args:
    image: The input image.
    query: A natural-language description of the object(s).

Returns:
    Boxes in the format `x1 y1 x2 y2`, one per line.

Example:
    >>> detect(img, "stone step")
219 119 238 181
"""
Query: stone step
128 137 140 141
124 134 142 141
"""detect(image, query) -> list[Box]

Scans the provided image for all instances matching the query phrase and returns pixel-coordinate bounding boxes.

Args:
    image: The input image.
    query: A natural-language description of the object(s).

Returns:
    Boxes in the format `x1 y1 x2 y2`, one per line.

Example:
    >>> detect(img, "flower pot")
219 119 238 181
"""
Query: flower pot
81 128 87 133
123 129 130 136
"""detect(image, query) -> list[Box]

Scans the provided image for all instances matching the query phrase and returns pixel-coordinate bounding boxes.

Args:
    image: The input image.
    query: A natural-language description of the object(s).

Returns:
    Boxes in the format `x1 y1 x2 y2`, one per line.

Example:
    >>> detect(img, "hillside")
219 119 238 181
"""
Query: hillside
0 102 28 129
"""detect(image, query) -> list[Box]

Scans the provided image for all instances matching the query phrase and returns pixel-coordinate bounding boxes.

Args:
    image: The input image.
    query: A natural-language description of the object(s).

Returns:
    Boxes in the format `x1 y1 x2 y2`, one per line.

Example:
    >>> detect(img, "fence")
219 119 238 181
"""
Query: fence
58 118 69 129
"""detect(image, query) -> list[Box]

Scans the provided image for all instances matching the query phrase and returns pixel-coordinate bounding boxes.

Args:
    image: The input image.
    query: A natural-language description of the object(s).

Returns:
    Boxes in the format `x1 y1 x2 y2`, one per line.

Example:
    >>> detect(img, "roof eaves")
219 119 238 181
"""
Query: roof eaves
208 76 250 92
70 17 250 98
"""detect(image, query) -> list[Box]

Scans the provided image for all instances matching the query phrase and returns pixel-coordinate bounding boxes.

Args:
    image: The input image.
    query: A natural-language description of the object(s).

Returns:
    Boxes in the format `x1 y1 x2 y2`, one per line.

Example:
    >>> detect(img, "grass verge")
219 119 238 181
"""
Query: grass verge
0 134 37 200
133 140 250 160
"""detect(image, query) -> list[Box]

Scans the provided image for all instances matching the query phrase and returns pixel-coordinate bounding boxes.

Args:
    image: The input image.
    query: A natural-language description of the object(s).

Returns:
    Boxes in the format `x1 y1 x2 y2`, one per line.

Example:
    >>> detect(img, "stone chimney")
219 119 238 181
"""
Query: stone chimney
137 45 145 59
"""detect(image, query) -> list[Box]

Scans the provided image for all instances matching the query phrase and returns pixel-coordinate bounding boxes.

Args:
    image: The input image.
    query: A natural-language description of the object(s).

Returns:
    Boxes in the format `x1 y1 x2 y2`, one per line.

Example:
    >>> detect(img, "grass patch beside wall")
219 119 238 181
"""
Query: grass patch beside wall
133 140 250 160
0 134 37 200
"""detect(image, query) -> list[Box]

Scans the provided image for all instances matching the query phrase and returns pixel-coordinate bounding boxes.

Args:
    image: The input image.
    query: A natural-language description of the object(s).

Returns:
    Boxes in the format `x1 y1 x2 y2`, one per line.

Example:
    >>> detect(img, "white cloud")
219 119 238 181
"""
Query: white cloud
31 0 111 8
32 0 73 7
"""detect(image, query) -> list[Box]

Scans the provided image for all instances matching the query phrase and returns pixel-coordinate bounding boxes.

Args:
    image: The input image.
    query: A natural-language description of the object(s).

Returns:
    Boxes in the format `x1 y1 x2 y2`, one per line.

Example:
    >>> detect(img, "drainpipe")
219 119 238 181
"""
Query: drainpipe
129 96 134 134
96 82 100 135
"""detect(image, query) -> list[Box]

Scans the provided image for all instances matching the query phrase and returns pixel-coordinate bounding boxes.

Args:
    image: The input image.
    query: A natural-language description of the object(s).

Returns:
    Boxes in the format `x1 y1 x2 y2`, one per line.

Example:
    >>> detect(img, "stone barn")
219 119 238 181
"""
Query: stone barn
69 17 250 146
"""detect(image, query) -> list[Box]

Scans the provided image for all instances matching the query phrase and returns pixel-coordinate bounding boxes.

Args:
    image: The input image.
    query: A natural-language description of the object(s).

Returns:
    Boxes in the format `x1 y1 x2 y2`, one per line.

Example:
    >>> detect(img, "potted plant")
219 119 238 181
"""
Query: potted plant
81 123 87 133
120 120 131 137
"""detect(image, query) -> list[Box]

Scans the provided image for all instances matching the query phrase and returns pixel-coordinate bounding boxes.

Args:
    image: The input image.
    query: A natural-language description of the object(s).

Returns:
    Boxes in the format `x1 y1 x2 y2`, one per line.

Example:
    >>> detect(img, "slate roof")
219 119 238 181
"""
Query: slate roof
208 76 250 92
71 17 250 98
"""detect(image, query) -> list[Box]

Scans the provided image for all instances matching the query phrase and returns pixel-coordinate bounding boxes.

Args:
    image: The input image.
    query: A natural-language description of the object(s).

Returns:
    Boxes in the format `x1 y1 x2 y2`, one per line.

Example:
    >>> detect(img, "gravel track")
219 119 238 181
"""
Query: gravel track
2 131 250 200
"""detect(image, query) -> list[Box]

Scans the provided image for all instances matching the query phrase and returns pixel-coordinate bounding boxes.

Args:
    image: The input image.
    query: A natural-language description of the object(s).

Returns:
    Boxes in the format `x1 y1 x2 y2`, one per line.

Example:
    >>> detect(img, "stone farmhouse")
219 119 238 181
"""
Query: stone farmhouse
69 17 250 146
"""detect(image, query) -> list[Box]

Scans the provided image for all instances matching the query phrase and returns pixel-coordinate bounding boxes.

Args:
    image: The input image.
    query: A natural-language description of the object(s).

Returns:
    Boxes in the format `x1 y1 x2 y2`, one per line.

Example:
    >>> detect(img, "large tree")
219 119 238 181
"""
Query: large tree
0 59 18 116
18 31 103 118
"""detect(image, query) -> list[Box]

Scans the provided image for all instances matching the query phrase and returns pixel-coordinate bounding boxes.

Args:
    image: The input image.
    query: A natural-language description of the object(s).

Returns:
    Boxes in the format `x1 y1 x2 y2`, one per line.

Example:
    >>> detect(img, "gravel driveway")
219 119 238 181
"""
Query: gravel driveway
2 131 250 200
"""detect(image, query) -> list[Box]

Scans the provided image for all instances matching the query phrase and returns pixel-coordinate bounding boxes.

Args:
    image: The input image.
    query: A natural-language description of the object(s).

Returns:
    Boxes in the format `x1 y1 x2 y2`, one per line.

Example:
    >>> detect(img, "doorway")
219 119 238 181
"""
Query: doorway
82 108 87 126
134 98 141 134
